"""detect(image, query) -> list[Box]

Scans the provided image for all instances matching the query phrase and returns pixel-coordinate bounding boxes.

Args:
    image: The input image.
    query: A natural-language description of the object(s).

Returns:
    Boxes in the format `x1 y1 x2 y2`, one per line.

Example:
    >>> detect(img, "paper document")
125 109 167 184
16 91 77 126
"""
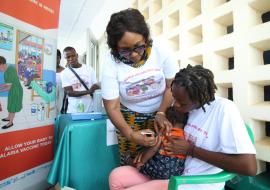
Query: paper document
106 119 118 146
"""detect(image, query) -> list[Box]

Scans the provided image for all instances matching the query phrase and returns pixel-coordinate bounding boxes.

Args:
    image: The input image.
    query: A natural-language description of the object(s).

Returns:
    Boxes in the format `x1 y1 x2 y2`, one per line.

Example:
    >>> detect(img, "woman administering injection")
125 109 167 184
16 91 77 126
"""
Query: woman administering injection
101 8 178 165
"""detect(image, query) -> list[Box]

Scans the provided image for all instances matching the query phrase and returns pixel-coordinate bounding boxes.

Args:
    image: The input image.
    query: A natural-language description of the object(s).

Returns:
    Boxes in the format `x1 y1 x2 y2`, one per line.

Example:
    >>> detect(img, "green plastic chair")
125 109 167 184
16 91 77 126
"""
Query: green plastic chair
168 124 254 190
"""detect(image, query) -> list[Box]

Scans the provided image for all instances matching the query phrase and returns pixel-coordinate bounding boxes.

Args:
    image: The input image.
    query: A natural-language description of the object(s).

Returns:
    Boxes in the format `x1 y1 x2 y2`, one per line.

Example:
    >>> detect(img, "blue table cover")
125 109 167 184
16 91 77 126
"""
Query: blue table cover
47 114 120 190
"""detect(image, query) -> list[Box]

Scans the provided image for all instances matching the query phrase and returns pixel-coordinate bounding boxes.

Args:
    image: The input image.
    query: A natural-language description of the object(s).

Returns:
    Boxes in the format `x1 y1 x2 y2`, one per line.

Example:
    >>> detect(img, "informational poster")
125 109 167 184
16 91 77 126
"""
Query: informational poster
0 0 61 189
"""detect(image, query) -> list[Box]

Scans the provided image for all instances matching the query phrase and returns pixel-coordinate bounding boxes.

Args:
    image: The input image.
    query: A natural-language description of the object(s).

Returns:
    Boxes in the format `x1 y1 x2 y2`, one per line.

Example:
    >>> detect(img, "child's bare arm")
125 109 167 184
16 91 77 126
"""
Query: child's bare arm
134 136 162 168
141 147 158 163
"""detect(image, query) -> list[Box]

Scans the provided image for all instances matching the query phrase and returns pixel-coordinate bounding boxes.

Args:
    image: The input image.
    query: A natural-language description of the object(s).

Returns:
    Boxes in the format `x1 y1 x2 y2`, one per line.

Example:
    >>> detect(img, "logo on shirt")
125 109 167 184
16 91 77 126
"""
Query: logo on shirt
126 76 162 96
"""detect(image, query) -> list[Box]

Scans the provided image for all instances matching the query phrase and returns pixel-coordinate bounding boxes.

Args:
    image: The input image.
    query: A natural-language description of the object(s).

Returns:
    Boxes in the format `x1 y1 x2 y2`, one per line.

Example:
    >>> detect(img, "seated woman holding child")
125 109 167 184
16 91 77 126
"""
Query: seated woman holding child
109 65 257 190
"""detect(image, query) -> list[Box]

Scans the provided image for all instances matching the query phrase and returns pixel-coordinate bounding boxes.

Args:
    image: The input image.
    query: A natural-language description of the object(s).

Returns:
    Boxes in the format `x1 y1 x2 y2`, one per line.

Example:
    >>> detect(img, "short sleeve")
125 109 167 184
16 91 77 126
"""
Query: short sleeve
163 53 179 79
101 54 119 100
153 38 179 79
60 69 69 88
219 101 256 154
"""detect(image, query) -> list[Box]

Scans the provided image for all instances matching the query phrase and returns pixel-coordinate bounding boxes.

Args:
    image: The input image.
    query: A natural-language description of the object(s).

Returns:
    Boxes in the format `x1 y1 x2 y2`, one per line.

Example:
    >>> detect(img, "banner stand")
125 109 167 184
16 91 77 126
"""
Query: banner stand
0 1 61 189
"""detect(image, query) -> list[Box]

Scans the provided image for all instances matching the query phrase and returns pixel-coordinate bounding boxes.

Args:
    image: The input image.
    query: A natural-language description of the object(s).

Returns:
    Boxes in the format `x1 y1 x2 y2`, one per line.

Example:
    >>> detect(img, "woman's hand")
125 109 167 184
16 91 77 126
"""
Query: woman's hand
154 113 173 135
130 129 157 147
163 136 191 155
148 135 162 152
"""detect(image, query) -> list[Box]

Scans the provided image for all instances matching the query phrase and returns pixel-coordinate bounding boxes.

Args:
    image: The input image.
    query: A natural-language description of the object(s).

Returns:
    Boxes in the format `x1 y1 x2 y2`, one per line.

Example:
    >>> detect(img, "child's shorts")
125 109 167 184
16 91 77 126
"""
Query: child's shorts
139 153 185 179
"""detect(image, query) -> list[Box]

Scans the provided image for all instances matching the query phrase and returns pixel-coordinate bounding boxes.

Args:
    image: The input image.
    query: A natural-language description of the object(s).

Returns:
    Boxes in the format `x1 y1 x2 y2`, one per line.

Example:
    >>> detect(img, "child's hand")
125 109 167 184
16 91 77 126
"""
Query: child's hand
133 153 142 164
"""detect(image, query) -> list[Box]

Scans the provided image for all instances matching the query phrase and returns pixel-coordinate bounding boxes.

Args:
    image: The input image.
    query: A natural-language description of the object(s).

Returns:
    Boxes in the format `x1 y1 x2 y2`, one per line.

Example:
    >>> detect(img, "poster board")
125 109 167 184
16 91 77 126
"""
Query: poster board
0 0 61 189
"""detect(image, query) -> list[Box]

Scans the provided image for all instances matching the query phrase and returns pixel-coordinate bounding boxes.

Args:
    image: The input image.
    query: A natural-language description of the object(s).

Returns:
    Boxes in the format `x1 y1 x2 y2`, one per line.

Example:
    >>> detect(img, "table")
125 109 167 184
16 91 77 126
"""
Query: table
47 114 120 190
30 80 56 118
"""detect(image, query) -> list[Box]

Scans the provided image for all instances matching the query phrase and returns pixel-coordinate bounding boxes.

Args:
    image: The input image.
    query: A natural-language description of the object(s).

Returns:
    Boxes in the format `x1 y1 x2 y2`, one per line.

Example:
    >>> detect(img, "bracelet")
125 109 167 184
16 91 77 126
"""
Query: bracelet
156 111 166 116
187 143 195 157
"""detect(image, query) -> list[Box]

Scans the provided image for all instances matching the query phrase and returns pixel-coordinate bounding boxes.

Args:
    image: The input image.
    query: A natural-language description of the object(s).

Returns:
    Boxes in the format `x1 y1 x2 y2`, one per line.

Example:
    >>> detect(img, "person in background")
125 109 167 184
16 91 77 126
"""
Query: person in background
56 49 65 115
61 46 100 113
108 65 257 190
101 8 178 166
56 49 65 73
0 56 23 129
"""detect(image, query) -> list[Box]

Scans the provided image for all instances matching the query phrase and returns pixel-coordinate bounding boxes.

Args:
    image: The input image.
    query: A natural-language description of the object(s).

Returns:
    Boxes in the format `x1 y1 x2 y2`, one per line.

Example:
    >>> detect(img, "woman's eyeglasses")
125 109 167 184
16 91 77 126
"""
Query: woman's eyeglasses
118 44 146 58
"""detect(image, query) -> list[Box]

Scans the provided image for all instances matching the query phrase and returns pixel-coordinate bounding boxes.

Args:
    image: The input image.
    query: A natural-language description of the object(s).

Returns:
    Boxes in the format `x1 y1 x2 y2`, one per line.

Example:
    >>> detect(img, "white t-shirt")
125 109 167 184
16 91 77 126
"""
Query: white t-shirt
101 38 178 113
61 64 97 113
179 96 256 190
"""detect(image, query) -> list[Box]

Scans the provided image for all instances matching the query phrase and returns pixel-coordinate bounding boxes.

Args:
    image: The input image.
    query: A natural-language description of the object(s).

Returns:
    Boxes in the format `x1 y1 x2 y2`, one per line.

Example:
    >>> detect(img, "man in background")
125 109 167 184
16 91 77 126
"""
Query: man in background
60 46 100 113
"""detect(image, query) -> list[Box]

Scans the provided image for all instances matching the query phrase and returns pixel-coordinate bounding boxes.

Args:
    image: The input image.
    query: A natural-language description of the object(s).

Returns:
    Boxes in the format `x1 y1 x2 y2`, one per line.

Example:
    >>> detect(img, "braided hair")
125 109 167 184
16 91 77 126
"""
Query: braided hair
172 64 217 112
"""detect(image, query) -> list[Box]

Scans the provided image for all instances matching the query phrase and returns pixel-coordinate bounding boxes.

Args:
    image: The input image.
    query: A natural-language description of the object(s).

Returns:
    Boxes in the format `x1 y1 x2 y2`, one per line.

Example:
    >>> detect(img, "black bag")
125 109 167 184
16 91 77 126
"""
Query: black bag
60 92 68 114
